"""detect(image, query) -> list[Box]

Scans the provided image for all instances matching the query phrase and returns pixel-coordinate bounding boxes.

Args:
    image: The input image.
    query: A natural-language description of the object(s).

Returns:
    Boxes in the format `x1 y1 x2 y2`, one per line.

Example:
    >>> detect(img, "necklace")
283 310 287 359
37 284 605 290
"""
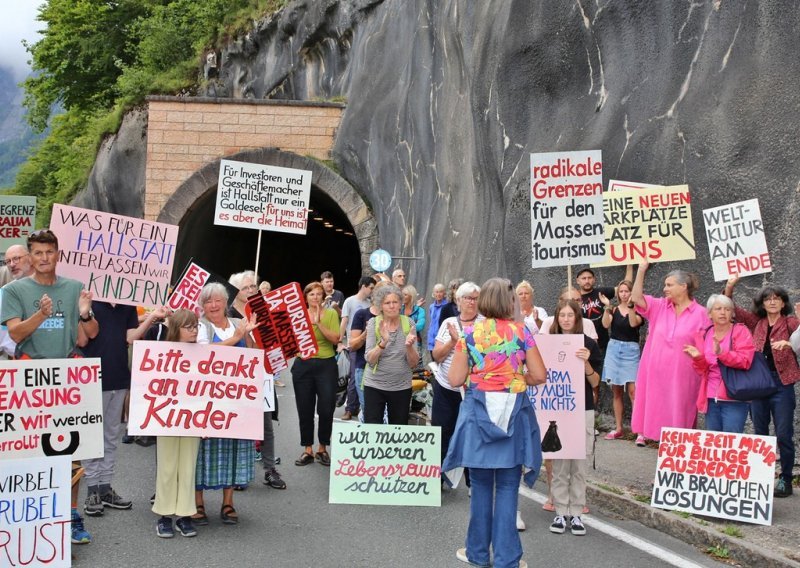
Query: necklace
459 314 478 323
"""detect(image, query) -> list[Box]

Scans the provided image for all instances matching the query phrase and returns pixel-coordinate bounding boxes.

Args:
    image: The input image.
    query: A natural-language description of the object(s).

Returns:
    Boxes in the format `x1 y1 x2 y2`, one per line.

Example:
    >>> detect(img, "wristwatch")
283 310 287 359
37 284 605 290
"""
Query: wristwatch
80 310 94 322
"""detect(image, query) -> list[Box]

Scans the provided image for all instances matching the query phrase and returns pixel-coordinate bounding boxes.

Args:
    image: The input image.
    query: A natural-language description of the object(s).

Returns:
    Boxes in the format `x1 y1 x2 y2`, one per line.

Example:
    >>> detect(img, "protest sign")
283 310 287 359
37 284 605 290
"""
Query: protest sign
594 184 695 267
128 341 264 439
167 261 211 316
246 282 318 374
329 423 441 506
652 428 776 525
0 456 71 567
0 358 103 461
530 150 605 268
215 159 312 235
50 204 179 308
703 199 771 281
607 180 663 191
527 335 586 459
0 195 35 254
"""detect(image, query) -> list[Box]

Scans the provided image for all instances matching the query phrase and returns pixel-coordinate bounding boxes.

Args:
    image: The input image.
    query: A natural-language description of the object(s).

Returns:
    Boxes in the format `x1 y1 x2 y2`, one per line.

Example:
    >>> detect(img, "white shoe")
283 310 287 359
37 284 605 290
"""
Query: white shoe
516 510 526 531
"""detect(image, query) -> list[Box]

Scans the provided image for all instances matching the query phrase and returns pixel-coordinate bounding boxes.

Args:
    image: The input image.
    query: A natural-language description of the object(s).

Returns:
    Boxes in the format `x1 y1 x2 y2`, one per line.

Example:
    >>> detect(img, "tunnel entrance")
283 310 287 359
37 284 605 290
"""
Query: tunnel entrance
157 148 378 297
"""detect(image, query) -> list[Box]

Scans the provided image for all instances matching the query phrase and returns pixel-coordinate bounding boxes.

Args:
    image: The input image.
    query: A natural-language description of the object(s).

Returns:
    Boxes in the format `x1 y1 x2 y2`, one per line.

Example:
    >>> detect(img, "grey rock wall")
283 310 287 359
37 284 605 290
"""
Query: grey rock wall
81 0 800 310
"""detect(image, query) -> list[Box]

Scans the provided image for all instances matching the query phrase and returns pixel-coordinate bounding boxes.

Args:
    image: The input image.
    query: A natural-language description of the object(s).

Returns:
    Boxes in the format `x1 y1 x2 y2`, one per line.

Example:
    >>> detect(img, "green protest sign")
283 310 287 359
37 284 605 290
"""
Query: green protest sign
329 423 441 506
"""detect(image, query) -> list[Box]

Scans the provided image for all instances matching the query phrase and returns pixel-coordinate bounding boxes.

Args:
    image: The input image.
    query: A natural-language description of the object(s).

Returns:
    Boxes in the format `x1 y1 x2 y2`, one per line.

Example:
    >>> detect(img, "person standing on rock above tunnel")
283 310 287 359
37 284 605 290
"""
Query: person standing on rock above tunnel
630 262 709 446
725 276 800 497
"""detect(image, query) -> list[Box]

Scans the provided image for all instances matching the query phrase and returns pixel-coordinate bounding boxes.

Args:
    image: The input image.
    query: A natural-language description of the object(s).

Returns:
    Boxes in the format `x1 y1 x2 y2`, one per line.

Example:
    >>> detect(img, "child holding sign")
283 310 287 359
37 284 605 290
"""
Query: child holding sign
152 309 201 538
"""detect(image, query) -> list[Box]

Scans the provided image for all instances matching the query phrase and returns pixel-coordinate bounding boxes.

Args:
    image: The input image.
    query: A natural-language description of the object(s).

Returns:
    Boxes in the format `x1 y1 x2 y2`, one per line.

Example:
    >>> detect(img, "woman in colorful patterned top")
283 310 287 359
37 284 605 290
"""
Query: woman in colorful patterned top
444 278 546 568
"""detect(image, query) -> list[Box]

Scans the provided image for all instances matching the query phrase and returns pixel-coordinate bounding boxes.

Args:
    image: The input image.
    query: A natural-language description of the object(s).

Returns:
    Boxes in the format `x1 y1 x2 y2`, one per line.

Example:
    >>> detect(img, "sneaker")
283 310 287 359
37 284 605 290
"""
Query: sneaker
550 515 566 534
71 511 92 544
571 515 587 535
516 509 526 531
84 493 104 517
100 489 132 509
175 516 198 537
604 430 624 440
774 478 793 498
263 468 287 489
341 411 353 421
635 435 646 447
156 516 174 538
254 451 262 462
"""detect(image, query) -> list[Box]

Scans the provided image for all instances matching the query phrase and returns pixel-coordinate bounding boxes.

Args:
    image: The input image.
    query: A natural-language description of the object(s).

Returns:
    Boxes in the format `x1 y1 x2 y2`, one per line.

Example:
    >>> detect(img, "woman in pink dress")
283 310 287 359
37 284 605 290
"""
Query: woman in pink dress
630 261 710 445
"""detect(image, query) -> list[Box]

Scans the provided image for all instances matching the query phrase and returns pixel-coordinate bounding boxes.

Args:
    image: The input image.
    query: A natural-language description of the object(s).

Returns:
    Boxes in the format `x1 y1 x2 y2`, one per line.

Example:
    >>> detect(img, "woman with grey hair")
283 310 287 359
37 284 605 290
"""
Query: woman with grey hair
440 278 464 321
228 270 259 318
630 262 710 446
431 281 481 486
363 284 420 424
192 282 257 525
682 294 755 433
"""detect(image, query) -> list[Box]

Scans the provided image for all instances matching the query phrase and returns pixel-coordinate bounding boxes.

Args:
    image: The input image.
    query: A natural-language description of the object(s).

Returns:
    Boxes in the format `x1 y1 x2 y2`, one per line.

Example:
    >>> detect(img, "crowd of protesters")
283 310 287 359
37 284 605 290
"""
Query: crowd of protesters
4 226 799 568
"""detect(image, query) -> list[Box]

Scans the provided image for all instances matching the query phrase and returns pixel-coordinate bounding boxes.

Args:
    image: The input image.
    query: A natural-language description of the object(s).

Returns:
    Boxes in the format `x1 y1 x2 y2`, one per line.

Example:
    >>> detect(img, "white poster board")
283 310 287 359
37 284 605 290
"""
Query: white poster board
702 199 771 281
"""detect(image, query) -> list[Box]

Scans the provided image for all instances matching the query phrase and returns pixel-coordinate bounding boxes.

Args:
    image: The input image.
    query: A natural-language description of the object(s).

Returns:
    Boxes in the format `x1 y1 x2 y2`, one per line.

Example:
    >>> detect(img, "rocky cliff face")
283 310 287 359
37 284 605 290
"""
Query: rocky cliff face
84 0 800 306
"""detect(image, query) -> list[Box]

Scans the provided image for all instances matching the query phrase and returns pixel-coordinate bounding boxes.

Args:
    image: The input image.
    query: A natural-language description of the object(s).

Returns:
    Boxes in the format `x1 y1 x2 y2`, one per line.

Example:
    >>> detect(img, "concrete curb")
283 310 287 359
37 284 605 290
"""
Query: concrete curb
587 483 800 568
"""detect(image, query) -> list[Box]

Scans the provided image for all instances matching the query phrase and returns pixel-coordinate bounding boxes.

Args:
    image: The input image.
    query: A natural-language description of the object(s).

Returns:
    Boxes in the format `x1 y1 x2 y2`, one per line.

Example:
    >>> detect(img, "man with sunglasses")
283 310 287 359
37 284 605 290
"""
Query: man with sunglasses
1 229 99 545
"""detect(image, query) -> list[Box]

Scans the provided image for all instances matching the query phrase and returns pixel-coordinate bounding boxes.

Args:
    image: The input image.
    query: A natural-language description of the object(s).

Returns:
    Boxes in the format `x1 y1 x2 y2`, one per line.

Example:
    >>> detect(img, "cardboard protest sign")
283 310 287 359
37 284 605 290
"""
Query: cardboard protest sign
0 195 36 254
594 184 695 267
0 359 103 461
0 456 71 567
128 341 264 439
329 423 441 506
652 428 776 525
167 261 211 316
50 204 179 308
530 150 605 268
527 335 586 459
245 282 318 374
703 199 771 281
607 180 663 191
215 159 312 235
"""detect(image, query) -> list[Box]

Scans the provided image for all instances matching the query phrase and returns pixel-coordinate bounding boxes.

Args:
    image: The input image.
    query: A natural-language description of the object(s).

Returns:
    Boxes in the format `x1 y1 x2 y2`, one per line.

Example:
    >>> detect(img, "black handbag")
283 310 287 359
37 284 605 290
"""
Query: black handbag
541 420 562 452
717 332 782 401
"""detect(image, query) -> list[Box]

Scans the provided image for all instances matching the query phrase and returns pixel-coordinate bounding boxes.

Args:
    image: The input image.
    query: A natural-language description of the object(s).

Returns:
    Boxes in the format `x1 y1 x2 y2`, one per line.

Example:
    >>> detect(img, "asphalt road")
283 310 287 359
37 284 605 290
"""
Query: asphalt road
72 380 727 568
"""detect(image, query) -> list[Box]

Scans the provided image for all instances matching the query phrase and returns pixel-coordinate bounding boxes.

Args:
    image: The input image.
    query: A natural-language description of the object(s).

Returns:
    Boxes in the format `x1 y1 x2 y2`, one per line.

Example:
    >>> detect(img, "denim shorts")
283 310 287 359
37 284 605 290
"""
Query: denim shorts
602 338 640 386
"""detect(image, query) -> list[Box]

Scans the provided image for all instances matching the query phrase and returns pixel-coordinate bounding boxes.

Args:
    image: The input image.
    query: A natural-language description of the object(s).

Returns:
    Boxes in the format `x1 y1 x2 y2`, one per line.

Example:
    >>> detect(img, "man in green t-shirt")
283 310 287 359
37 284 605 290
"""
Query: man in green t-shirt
1 228 99 546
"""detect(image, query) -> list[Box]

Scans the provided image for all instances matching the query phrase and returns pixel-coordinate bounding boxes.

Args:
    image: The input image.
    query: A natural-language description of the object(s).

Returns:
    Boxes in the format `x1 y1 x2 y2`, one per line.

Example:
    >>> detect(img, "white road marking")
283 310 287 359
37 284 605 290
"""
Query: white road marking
519 486 707 568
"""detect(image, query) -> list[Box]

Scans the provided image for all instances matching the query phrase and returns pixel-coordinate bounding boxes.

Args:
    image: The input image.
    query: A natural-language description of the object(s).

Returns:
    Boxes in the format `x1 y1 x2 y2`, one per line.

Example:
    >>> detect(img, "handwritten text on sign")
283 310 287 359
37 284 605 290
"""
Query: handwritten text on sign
0 456 71 567
527 335 585 459
129 341 264 439
329 424 441 507
703 199 771 281
0 358 103 461
530 150 605 268
0 195 36 254
246 282 318 373
652 428 776 525
595 184 695 267
51 204 179 308
167 261 211 316
215 159 312 235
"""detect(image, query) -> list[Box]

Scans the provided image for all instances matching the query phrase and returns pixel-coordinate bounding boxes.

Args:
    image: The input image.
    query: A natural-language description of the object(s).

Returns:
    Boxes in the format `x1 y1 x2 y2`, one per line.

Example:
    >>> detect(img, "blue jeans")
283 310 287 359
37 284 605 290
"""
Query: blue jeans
345 350 360 413
354 367 365 414
466 466 522 568
751 378 796 482
705 399 750 433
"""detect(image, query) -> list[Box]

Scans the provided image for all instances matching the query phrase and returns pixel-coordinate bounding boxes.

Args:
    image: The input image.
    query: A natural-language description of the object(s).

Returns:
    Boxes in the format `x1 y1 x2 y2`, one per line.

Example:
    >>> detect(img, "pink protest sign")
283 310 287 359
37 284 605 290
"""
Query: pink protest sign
527 334 586 459
128 341 264 439
50 204 179 308
167 261 211 316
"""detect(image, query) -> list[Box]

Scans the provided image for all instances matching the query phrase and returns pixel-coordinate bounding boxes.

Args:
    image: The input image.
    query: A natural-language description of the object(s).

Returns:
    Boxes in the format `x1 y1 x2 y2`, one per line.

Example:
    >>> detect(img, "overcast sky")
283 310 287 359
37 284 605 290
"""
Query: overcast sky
0 1 44 80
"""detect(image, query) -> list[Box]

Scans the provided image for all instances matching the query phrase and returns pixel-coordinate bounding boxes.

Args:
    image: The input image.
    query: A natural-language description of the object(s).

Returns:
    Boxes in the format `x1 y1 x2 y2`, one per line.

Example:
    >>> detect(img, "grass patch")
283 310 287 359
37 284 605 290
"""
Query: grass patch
706 544 730 559
721 525 744 538
632 493 651 503
594 483 624 495
672 510 692 519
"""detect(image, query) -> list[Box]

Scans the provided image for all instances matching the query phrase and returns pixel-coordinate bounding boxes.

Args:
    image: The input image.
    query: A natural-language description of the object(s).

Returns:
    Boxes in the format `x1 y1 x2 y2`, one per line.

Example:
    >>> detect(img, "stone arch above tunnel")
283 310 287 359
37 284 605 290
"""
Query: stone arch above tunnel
156 147 378 278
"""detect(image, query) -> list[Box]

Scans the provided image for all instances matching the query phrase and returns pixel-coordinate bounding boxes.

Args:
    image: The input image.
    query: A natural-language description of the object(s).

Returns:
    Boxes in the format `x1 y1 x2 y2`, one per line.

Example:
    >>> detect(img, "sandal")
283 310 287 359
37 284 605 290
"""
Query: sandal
220 504 239 525
191 505 209 526
315 451 331 467
542 501 555 512
294 452 314 466
604 430 624 440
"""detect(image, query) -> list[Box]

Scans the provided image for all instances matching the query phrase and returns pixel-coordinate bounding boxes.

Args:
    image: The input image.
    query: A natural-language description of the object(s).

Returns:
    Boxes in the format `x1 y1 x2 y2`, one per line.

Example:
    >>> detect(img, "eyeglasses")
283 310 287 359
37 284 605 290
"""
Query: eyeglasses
181 324 199 331
763 297 782 303
240 284 258 291
462 296 479 302
30 229 56 238
5 254 28 265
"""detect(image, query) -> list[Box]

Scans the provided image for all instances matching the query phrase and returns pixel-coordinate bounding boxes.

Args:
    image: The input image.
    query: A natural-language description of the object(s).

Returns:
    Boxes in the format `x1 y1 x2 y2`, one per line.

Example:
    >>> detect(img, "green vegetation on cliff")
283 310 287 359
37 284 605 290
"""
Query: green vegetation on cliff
15 0 287 214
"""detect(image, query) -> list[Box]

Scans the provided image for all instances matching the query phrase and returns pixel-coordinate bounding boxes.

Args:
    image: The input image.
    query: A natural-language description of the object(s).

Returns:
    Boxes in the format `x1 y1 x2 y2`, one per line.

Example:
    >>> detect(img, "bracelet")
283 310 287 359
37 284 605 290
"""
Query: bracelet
585 371 596 377
377 342 386 350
